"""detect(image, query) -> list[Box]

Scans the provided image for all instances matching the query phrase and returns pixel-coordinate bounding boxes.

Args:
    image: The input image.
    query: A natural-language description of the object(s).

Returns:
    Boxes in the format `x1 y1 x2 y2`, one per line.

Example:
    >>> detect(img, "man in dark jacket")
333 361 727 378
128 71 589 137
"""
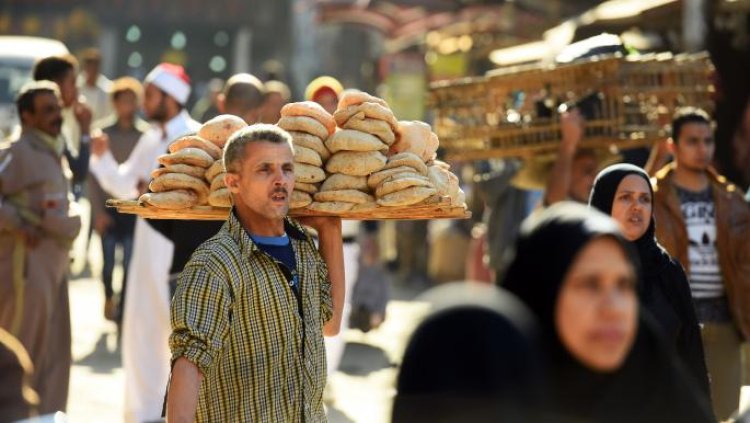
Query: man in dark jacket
652 107 750 420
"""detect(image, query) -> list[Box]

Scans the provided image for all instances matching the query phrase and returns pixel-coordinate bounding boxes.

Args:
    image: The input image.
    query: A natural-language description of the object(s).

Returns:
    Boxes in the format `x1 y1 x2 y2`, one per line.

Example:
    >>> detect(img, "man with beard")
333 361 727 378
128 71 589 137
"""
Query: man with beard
89 63 200 423
166 125 344 422
652 107 750 421
0 81 82 413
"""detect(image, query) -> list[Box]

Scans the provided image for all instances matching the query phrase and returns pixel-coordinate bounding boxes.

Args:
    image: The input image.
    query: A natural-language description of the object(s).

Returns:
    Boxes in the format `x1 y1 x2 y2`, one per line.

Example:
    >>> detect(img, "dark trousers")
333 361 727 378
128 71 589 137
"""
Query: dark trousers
101 229 133 305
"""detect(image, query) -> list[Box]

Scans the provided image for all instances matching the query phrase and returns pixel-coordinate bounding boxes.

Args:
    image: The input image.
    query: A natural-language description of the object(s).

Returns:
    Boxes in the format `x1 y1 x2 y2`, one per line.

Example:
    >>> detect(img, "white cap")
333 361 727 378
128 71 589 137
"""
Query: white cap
144 63 191 105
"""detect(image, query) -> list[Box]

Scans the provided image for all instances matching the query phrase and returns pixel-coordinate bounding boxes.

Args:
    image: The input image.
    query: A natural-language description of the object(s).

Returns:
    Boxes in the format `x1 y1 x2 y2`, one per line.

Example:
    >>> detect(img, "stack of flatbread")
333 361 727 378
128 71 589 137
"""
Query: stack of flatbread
139 115 247 209
427 159 465 207
369 152 438 207
304 92 398 213
277 102 335 209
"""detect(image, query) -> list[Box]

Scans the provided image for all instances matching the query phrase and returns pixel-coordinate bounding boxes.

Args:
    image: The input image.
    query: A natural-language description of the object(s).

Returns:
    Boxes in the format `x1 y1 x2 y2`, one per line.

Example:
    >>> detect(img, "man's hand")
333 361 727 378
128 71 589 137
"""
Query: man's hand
560 110 584 156
297 216 342 236
94 213 113 235
91 131 110 157
73 101 93 136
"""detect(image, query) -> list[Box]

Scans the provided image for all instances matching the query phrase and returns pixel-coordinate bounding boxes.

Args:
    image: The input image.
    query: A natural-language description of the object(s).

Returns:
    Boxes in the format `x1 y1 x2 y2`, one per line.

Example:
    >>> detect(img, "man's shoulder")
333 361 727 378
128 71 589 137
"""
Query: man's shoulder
189 228 240 264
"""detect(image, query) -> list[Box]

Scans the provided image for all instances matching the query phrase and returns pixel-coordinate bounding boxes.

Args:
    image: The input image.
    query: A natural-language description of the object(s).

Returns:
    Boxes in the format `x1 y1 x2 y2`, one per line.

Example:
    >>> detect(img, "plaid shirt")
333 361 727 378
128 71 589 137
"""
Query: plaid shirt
169 209 333 422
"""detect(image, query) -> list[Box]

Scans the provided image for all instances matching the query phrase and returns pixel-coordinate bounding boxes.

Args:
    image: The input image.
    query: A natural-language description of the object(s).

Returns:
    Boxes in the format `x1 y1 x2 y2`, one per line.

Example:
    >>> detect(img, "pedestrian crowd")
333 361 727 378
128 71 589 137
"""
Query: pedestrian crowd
0 46 749 423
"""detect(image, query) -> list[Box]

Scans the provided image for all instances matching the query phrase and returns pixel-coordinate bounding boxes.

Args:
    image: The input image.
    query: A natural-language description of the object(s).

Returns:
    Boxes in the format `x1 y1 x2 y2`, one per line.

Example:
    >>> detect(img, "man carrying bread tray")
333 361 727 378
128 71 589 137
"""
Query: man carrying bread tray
166 124 345 423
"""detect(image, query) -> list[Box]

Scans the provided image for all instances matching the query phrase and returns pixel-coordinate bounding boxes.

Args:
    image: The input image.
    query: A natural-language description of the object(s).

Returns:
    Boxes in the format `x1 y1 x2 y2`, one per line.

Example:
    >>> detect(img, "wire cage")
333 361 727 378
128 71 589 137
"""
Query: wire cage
428 52 714 161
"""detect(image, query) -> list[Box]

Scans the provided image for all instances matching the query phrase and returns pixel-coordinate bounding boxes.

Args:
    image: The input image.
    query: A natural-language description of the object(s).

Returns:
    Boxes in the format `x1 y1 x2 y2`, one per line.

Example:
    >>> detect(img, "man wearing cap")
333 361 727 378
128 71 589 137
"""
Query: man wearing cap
89 63 199 423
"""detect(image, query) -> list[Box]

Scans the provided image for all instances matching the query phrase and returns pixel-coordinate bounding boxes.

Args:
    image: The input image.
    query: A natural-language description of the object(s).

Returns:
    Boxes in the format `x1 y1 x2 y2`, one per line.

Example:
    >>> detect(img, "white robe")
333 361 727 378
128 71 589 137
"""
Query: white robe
89 110 199 423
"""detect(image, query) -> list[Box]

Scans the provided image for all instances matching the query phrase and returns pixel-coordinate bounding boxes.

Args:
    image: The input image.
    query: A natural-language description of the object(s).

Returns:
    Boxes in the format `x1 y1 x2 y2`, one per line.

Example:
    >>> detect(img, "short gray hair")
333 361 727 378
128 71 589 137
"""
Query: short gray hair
223 123 294 173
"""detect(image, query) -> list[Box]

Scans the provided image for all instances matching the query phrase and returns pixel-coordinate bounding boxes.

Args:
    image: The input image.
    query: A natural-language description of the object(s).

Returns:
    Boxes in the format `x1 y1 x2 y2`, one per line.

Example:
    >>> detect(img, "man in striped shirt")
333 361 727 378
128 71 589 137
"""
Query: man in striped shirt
652 107 750 421
166 124 344 422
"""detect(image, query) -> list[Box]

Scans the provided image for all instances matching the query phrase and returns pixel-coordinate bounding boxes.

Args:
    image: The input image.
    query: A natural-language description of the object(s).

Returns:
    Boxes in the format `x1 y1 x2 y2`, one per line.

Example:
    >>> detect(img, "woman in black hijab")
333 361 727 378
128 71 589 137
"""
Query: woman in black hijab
589 163 711 398
502 202 714 423
392 282 546 422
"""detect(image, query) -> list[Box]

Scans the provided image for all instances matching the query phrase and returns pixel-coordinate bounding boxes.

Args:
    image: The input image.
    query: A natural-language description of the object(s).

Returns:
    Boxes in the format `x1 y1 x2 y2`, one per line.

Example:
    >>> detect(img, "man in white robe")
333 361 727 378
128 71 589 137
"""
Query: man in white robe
89 63 199 423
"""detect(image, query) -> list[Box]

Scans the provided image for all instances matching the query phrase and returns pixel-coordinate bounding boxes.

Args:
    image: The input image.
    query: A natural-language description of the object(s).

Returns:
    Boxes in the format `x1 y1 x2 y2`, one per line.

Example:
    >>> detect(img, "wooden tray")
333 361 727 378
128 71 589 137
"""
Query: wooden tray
106 199 471 221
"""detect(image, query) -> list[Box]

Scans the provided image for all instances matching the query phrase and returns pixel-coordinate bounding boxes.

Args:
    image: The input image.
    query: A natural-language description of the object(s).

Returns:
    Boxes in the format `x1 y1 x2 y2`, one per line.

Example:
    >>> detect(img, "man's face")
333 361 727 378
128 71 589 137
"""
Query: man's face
113 91 138 121
315 91 338 115
225 141 295 221
23 91 63 137
56 68 78 107
143 84 168 122
570 154 598 203
673 122 714 172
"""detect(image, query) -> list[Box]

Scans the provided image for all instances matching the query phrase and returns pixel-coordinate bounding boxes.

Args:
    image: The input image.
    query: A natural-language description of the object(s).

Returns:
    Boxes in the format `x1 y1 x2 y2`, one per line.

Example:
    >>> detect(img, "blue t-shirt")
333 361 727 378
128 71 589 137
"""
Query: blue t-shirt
249 233 299 293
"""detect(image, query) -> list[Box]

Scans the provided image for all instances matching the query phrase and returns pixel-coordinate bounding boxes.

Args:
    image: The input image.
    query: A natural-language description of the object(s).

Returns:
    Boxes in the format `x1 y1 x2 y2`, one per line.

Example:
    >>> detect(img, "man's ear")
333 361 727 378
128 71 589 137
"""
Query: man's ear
667 137 676 154
217 94 226 114
224 172 240 194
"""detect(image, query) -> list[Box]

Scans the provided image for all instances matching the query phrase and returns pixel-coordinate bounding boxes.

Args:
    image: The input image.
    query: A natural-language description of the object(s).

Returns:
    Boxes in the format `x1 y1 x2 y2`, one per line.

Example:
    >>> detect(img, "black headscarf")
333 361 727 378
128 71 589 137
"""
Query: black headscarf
588 163 672 281
393 282 546 422
501 202 714 423
589 164 712 399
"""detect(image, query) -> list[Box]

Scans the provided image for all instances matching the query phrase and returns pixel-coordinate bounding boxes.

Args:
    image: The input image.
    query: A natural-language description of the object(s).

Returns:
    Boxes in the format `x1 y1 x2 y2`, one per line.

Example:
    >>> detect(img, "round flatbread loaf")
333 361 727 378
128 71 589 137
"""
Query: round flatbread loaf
204 160 225 183
280 101 336 136
314 189 374 205
337 91 390 110
334 102 398 131
390 120 431 159
325 129 388 153
383 152 428 176
294 145 323 167
139 190 198 210
350 202 379 212
277 116 329 140
306 201 355 214
168 135 222 160
151 163 206 180
288 131 330 161
290 190 313 209
158 148 214 169
342 116 396 145
326 151 386 176
320 174 368 192
375 175 433 198
208 188 232 207
367 166 416 189
199 114 247 148
149 173 210 205
428 166 451 197
294 163 326 183
294 182 320 194
210 173 226 191
376 186 437 207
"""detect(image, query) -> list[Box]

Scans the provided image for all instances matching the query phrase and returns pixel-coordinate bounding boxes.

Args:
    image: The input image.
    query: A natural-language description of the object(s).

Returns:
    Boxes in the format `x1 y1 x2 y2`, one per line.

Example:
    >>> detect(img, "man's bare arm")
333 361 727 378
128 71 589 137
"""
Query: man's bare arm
545 110 583 205
300 216 345 336
166 357 203 423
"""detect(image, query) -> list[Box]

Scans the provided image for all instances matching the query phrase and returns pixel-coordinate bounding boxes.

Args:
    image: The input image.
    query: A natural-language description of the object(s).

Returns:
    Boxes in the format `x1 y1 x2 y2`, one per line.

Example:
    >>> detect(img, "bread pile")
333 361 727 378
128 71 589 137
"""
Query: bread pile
361 120 436 207
277 102 335 209
301 92 396 213
139 114 246 209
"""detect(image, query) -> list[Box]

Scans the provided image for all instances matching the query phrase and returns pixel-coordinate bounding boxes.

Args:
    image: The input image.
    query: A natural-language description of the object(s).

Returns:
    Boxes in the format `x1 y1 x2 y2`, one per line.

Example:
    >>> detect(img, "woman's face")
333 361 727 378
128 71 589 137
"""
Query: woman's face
556 237 638 372
610 174 652 241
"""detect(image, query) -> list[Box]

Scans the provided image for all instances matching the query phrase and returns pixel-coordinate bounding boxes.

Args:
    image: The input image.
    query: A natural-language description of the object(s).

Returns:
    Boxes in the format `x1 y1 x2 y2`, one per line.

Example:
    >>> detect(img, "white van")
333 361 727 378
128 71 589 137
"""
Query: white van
0 36 69 139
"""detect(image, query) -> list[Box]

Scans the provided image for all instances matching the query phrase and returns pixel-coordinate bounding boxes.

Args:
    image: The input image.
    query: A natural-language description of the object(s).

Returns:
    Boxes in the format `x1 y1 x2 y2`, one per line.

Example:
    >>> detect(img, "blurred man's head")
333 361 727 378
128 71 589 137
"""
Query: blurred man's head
261 80 291 123
111 77 143 122
81 48 102 86
32 55 79 108
670 107 714 173
218 73 266 124
569 149 599 203
16 81 63 137
143 63 191 123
